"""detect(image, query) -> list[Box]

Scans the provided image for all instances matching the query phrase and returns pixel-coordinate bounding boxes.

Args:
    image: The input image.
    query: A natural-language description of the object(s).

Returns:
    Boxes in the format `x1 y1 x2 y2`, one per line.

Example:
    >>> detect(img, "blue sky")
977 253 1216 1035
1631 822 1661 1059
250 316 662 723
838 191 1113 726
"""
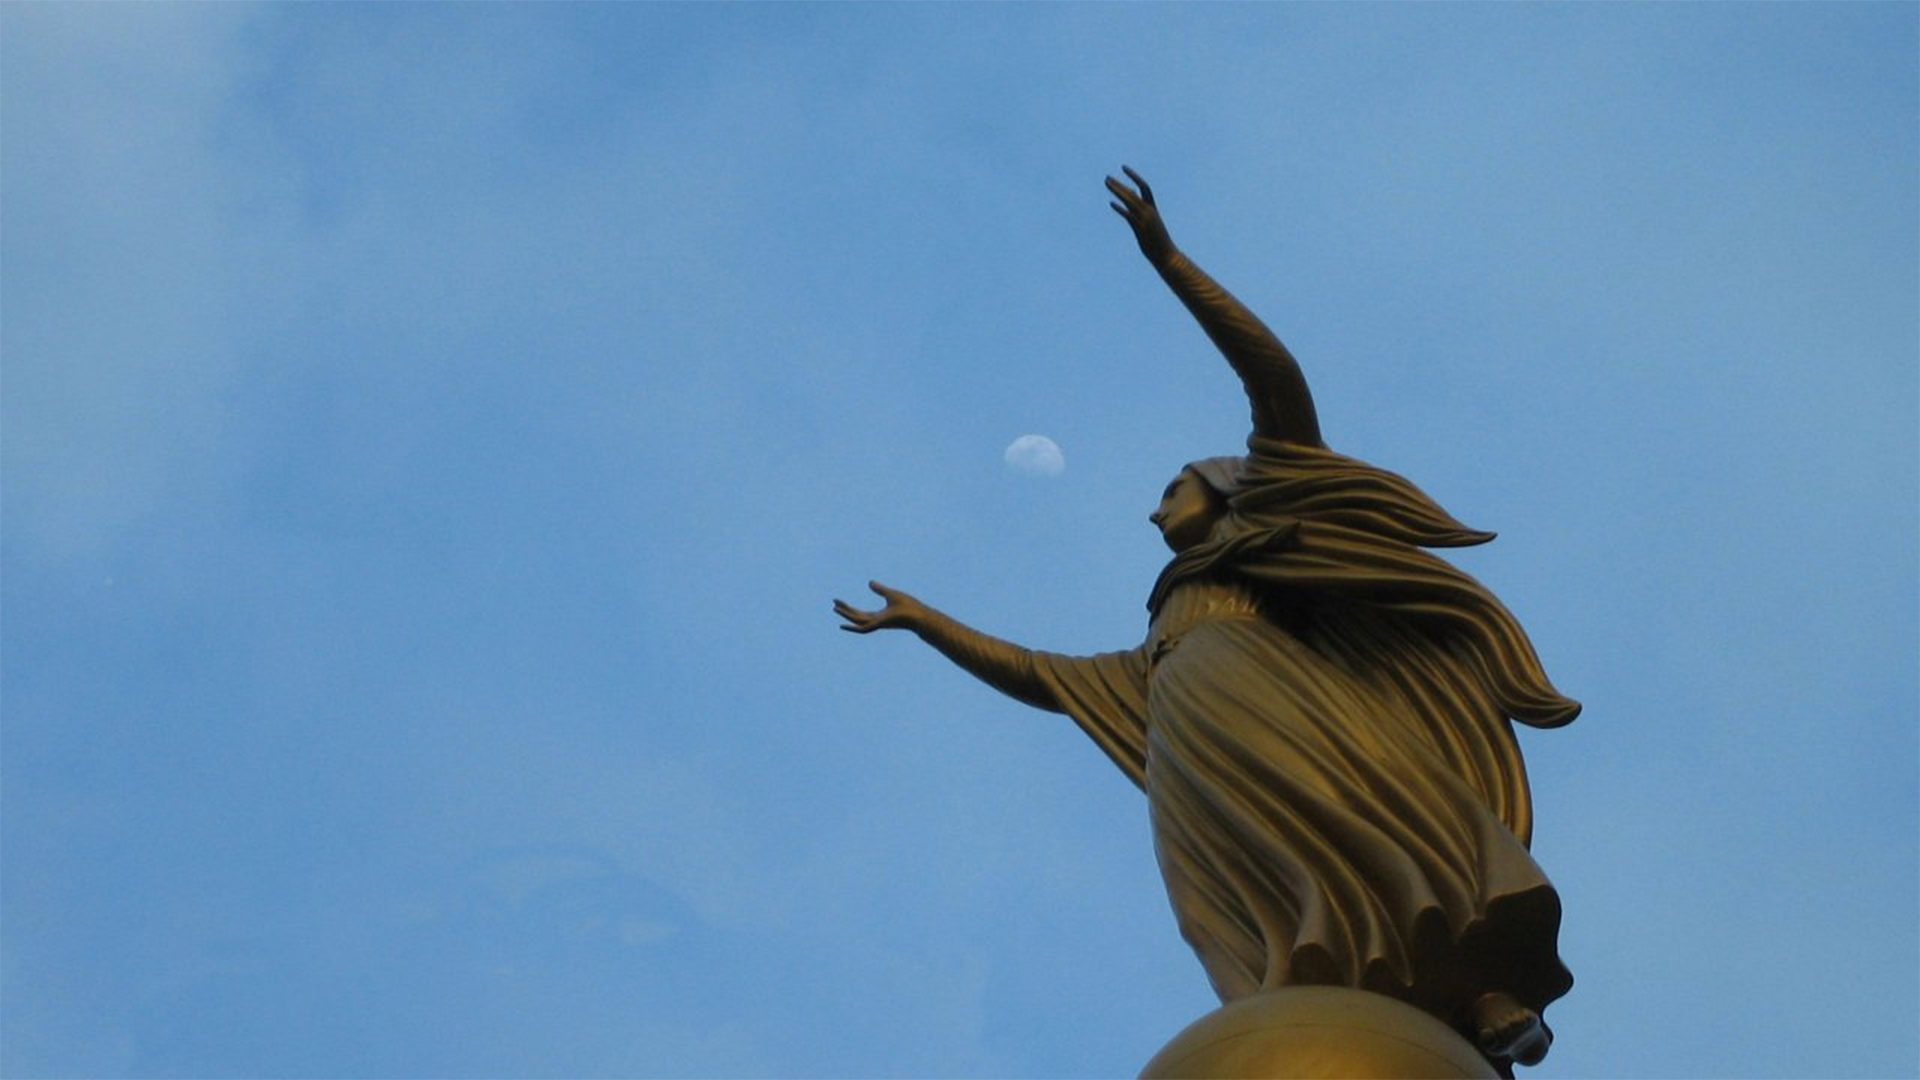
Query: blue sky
2 5 1914 1078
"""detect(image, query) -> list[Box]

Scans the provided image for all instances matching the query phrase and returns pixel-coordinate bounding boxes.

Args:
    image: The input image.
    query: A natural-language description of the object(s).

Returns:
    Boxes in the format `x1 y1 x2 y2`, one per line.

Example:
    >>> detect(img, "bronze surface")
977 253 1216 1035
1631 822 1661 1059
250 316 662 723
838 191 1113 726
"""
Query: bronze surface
835 170 1577 1075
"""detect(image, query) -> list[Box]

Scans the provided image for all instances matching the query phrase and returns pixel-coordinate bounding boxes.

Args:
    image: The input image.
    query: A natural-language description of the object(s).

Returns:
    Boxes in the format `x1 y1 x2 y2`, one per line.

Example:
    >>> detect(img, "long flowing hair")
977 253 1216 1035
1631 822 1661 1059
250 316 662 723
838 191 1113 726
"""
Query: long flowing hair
1148 437 1580 841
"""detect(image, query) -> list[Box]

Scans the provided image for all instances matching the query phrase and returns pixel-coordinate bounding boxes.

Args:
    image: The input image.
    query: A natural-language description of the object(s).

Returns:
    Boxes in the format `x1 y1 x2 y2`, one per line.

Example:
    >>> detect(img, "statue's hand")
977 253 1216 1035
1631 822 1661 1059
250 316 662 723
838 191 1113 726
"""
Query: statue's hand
834 581 929 635
1106 166 1174 264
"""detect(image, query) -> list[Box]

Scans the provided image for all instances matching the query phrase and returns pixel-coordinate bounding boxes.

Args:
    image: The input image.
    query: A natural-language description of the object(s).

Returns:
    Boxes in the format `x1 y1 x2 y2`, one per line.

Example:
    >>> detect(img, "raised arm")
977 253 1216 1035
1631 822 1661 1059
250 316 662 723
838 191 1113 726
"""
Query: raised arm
1106 168 1323 447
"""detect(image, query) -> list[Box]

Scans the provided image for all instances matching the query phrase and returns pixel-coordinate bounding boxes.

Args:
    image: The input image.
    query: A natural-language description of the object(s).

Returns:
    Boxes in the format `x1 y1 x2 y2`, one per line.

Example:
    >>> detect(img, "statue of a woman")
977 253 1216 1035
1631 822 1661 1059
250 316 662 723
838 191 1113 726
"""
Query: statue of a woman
835 170 1578 1072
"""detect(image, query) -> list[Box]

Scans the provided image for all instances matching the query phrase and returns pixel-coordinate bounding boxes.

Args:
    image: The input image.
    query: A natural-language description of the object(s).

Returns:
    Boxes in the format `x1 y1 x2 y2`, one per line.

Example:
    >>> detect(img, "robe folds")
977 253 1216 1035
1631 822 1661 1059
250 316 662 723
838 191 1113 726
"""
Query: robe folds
1031 438 1576 1028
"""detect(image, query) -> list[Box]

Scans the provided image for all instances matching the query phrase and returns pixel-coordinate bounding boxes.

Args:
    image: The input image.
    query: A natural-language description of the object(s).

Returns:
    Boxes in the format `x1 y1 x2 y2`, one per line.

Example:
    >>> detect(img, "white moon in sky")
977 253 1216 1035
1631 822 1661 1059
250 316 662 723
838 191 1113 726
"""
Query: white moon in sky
1004 434 1065 477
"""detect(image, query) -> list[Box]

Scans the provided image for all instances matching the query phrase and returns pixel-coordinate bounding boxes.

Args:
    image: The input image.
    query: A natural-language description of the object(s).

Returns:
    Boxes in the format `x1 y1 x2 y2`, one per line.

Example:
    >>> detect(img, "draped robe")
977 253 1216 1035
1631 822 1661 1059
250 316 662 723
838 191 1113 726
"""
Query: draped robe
1030 437 1577 1032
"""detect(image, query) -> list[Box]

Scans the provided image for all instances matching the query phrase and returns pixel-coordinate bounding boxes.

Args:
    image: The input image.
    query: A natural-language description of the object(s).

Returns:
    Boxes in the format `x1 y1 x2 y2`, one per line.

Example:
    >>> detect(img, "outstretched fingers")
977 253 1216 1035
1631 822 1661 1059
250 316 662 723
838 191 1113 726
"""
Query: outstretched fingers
836 582 913 633
833 598 877 633
1105 167 1153 211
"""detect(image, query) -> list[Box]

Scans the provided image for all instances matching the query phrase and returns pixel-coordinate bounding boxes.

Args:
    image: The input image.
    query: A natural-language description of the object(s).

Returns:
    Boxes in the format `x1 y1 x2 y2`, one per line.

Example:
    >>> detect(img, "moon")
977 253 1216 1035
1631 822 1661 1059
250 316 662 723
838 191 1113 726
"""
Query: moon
1004 434 1065 477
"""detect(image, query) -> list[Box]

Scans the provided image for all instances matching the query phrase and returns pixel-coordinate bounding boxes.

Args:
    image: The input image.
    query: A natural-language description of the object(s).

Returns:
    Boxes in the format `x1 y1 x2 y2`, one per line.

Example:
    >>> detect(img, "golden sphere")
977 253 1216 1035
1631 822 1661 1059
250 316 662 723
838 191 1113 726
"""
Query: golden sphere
1139 987 1498 1080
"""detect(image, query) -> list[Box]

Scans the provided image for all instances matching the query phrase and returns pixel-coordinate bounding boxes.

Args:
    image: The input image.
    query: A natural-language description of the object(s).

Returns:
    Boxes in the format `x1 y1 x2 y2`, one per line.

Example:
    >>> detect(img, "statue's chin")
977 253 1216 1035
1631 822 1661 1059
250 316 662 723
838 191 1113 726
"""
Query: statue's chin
1161 527 1209 554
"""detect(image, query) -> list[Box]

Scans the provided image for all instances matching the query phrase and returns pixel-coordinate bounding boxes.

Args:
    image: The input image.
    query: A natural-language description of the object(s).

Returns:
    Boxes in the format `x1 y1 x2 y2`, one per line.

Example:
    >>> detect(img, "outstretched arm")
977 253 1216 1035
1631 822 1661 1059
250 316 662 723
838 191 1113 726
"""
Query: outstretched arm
835 582 1061 712
1106 167 1323 447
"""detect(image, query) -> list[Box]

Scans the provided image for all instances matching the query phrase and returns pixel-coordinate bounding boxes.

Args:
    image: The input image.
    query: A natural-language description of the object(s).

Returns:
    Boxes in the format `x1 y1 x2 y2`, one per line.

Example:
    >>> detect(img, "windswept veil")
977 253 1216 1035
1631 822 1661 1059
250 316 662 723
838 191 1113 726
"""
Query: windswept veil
1156 437 1580 842
1032 434 1577 1026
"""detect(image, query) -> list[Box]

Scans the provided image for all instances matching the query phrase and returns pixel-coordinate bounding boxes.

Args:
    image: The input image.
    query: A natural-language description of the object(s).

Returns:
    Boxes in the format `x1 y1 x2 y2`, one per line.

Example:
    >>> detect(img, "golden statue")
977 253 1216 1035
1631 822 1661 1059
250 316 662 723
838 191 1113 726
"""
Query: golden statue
836 170 1578 1077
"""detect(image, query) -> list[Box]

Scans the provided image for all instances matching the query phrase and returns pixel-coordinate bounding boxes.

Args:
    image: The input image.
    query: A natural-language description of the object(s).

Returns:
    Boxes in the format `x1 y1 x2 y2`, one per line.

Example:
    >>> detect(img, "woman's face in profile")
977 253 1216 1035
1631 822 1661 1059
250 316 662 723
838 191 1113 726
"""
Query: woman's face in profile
1150 471 1219 553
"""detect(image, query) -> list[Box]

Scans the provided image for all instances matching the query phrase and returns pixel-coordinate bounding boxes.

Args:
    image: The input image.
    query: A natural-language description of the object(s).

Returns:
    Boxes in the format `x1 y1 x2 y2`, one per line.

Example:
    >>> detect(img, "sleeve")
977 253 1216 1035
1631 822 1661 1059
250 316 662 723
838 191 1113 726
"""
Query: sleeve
1031 646 1153 790
1154 251 1322 447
